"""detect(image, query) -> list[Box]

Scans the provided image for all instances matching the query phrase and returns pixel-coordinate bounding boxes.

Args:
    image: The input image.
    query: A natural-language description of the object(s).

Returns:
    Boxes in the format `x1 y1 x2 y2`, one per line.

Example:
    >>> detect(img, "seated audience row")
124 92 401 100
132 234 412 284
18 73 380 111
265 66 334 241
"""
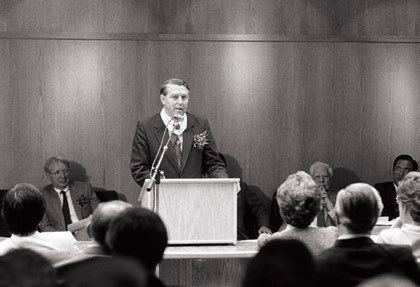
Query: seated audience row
252 175 420 287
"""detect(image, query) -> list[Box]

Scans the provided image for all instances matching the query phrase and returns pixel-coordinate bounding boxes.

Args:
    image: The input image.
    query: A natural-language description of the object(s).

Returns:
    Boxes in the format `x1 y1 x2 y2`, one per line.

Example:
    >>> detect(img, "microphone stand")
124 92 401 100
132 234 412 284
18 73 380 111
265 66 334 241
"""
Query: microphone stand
146 132 172 212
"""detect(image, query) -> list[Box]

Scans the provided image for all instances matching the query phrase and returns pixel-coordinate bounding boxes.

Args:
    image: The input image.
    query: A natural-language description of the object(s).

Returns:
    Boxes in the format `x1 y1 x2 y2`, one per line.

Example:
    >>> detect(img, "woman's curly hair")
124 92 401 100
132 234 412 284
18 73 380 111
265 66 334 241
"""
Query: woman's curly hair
397 172 420 222
276 171 321 228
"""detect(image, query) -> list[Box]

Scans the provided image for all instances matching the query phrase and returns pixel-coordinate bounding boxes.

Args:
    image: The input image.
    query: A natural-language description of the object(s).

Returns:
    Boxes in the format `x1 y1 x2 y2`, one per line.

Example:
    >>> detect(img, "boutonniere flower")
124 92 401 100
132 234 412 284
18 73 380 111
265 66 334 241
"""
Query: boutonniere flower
193 130 209 150
75 195 89 209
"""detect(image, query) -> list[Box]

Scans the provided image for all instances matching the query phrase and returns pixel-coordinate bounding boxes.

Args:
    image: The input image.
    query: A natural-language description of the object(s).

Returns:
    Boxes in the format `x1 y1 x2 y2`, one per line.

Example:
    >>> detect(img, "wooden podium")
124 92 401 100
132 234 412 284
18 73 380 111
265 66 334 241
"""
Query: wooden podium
140 178 239 245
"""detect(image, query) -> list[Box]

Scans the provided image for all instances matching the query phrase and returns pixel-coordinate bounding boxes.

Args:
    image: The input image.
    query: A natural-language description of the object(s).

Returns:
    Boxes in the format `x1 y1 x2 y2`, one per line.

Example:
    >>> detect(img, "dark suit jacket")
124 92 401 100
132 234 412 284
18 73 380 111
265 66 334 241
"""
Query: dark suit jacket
130 113 228 186
375 181 399 220
39 181 100 231
315 237 420 287
237 182 270 239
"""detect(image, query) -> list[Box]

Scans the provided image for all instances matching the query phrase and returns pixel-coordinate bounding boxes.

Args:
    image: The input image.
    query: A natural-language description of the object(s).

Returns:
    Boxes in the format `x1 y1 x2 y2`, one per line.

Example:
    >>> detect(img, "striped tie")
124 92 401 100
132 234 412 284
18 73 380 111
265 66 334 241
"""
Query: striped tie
171 134 182 169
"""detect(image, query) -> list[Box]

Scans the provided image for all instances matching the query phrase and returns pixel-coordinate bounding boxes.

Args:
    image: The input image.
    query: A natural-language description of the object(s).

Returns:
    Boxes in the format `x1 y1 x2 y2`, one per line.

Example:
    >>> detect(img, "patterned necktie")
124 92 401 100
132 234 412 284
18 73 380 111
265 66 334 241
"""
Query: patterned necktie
60 190 72 229
171 134 182 169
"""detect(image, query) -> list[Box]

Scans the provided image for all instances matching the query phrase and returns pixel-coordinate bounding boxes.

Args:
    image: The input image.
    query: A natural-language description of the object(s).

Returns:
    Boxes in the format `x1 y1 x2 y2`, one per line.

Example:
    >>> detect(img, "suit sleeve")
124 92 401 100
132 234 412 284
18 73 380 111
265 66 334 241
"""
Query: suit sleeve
201 119 228 178
87 183 100 212
130 121 152 186
39 214 57 232
242 183 270 228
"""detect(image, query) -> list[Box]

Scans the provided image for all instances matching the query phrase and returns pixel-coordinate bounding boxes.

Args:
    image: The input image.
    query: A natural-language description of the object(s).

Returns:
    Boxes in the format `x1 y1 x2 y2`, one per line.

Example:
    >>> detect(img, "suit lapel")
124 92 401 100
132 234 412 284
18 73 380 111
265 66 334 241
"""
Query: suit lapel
46 185 66 230
181 115 195 171
69 183 82 220
152 115 181 175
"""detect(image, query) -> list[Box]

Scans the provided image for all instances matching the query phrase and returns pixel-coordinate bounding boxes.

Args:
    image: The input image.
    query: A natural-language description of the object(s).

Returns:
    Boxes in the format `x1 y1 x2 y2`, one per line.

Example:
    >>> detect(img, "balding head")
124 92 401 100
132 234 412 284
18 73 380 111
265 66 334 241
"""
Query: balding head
89 200 132 251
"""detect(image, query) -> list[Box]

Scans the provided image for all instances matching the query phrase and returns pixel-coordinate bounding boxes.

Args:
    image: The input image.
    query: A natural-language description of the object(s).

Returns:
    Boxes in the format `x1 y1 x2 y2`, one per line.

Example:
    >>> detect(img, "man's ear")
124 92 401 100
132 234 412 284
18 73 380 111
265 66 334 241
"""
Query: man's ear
160 94 166 105
86 223 92 238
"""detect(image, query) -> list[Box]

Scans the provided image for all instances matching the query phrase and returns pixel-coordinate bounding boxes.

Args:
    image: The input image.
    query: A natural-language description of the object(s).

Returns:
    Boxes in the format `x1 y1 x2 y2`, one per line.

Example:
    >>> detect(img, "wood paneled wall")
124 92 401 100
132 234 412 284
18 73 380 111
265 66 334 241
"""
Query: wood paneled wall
0 0 419 205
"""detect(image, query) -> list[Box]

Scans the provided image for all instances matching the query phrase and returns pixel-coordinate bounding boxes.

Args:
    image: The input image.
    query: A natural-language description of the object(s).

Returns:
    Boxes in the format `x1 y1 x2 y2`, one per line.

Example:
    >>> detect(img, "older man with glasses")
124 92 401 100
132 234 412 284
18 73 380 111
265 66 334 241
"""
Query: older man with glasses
39 157 100 232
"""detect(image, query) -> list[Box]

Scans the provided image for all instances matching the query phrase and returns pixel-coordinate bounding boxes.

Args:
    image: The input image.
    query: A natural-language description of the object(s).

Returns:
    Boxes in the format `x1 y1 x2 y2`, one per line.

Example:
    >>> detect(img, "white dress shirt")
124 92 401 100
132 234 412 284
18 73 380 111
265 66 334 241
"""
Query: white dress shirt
160 109 187 150
54 186 79 224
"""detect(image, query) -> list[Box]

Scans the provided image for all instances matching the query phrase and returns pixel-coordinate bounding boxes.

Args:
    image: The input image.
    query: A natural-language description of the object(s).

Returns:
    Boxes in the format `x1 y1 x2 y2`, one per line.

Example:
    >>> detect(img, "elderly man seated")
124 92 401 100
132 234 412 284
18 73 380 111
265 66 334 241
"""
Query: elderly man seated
315 183 420 287
309 161 337 227
0 183 79 262
258 171 337 255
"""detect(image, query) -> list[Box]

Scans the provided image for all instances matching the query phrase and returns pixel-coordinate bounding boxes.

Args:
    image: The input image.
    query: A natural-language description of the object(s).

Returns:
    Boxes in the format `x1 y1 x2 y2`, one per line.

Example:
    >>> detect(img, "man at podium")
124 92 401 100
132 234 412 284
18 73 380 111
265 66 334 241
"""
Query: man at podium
130 78 228 187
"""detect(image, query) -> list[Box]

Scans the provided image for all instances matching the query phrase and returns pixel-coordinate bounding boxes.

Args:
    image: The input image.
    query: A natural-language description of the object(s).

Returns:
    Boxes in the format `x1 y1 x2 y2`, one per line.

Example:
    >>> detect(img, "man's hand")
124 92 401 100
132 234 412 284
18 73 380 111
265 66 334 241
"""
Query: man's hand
258 226 272 235
319 186 334 211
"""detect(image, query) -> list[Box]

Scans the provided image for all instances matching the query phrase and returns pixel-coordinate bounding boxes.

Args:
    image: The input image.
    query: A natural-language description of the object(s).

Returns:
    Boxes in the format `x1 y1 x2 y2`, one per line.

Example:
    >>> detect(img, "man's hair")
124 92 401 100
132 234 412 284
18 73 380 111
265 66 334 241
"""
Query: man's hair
44 156 70 173
0 248 58 287
309 161 333 177
243 239 315 287
89 200 132 252
396 171 420 222
393 154 418 171
276 171 321 228
2 183 46 235
335 183 383 234
159 78 190 96
106 207 168 271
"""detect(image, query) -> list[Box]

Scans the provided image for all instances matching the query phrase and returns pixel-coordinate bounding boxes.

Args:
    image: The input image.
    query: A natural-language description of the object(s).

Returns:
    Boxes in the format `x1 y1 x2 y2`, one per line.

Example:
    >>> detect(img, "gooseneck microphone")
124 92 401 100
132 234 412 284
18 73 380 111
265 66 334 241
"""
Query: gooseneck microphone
146 114 183 192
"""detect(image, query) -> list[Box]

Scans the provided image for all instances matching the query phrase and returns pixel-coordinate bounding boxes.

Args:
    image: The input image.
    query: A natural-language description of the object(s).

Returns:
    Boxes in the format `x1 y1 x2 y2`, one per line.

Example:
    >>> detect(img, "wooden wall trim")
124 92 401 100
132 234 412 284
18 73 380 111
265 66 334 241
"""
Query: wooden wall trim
0 32 419 43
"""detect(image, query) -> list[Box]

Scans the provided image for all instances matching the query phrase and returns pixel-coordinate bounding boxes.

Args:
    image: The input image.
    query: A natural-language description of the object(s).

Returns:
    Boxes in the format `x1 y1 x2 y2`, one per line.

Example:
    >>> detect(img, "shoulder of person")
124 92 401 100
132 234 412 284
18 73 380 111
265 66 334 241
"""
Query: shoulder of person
40 184 54 193
40 231 77 242
374 181 393 189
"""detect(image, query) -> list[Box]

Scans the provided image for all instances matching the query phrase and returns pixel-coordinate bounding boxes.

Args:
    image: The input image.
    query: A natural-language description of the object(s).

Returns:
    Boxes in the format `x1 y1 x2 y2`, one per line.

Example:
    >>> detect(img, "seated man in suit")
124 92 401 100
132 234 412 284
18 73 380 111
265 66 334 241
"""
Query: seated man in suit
0 183 79 262
375 154 418 220
39 157 100 232
310 161 337 227
106 207 168 287
130 78 228 188
315 183 420 287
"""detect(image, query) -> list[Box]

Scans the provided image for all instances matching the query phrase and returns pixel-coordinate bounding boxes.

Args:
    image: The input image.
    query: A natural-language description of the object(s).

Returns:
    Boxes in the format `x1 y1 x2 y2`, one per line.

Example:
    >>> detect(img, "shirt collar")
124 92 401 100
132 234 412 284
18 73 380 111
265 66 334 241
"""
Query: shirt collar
338 233 370 240
11 231 39 238
54 185 70 194
160 109 187 136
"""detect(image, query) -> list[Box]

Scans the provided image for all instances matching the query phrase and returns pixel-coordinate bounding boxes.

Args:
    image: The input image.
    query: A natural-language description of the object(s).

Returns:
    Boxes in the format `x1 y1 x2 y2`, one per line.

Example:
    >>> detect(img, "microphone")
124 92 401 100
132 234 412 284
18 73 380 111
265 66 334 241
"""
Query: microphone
173 114 183 130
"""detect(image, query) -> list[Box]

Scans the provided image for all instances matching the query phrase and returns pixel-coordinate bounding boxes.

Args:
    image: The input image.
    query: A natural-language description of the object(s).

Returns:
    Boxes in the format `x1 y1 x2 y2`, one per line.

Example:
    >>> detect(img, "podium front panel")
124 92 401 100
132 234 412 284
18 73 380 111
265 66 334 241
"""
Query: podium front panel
141 178 238 245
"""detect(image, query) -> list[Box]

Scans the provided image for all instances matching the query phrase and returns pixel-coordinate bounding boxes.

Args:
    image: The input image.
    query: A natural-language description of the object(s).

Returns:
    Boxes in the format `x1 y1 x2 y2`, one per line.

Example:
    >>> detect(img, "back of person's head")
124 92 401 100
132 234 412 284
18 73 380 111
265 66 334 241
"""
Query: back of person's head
356 274 417 287
393 154 418 171
2 183 45 235
397 171 420 222
60 257 147 287
106 207 168 271
335 183 383 234
88 200 132 252
0 248 58 287
242 239 314 287
276 171 321 228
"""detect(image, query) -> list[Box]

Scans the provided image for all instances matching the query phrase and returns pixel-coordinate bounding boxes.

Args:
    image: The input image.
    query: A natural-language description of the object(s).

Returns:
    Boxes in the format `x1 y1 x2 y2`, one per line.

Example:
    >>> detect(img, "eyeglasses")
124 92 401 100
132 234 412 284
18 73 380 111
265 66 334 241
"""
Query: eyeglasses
49 169 70 176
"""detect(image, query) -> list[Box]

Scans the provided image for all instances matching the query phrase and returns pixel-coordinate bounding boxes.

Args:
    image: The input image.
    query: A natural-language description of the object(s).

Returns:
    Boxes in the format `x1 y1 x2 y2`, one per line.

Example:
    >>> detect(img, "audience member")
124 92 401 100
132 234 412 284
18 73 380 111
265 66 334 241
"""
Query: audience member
310 161 337 227
57 256 147 287
375 154 418 220
106 207 168 287
315 183 420 287
258 171 337 255
218 153 271 239
0 183 79 262
0 248 58 287
85 200 132 254
376 172 420 256
39 156 100 232
356 274 416 287
242 239 315 287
